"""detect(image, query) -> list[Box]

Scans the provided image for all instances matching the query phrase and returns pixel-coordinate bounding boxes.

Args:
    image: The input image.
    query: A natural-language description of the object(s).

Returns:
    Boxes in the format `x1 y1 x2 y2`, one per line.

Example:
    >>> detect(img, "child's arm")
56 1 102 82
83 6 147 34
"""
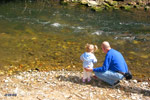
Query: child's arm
80 53 91 62
92 55 97 63
80 54 84 61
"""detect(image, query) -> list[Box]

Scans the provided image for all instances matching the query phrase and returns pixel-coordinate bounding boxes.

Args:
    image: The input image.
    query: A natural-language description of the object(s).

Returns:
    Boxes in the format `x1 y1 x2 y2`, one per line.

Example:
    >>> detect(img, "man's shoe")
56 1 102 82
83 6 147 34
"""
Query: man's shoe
113 80 120 86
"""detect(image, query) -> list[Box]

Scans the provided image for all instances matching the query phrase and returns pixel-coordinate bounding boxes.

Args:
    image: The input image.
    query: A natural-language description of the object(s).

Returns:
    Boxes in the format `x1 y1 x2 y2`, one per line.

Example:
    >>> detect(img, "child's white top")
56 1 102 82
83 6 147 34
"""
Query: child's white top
80 52 97 68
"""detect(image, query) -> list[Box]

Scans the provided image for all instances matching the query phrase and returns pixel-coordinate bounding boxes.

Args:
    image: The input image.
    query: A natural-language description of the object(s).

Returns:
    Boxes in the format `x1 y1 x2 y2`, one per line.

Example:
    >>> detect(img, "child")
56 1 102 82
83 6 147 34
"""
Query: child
80 43 98 82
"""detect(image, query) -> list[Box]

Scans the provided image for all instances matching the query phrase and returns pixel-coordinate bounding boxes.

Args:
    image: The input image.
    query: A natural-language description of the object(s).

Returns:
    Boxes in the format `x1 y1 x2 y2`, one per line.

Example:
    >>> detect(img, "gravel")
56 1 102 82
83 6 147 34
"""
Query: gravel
0 70 150 100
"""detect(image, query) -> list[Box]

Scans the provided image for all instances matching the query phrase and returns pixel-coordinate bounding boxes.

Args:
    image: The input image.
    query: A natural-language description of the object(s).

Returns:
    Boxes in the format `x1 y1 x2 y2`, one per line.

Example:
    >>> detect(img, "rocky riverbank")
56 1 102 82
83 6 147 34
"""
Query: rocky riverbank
0 70 149 100
61 0 150 11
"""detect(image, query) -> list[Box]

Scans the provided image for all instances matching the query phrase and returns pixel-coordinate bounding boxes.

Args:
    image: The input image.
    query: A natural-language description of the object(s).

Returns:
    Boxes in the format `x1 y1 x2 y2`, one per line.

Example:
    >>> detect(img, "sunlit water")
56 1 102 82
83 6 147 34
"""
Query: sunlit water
0 1 150 81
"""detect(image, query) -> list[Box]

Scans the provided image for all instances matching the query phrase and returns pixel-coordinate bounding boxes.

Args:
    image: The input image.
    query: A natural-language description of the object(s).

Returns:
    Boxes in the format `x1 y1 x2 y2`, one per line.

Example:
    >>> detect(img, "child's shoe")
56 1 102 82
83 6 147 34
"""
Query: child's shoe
88 78 91 82
82 79 86 83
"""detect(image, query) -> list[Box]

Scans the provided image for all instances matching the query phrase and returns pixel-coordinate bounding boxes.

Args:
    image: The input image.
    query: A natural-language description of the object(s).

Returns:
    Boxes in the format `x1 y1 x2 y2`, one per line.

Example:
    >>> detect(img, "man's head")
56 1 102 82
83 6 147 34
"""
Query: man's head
101 41 111 53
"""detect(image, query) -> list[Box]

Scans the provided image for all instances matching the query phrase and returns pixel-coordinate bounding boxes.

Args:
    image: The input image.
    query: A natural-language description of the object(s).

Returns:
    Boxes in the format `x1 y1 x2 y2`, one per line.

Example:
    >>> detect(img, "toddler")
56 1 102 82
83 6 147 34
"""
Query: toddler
80 43 98 82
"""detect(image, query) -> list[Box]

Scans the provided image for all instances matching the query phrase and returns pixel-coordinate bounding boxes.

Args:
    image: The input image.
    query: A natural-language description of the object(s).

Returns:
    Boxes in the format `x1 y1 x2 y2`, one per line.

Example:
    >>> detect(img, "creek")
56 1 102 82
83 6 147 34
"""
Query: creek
0 1 150 81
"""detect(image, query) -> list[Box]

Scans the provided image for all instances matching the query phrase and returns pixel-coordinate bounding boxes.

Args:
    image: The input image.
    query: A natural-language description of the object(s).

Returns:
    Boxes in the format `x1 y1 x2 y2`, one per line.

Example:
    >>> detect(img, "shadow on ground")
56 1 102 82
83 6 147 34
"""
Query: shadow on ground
56 75 150 96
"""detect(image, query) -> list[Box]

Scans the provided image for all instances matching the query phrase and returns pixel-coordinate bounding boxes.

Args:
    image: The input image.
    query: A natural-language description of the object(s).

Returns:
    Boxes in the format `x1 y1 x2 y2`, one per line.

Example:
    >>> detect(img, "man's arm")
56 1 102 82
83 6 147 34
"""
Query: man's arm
88 53 111 72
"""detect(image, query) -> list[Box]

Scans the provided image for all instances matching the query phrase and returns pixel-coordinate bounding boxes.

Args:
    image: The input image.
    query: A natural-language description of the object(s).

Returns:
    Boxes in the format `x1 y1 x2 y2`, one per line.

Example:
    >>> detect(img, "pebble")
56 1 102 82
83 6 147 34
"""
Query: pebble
133 80 138 83
0 93 3 98
4 80 9 83
0 71 149 100
17 76 23 80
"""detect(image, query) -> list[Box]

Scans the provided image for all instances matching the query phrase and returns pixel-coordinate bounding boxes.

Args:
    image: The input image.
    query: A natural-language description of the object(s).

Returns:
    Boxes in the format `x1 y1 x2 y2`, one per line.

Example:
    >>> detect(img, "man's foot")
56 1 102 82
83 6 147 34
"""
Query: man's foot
113 80 120 86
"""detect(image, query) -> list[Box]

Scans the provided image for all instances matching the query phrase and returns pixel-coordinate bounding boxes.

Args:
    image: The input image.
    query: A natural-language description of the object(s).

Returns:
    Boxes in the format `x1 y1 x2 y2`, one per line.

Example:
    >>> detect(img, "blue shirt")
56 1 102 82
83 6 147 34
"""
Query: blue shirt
93 49 128 73
80 52 97 68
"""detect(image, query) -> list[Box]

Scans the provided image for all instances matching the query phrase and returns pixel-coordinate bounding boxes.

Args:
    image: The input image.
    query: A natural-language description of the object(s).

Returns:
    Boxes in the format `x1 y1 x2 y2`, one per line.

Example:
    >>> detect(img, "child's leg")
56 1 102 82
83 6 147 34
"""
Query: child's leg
87 72 92 82
83 69 88 82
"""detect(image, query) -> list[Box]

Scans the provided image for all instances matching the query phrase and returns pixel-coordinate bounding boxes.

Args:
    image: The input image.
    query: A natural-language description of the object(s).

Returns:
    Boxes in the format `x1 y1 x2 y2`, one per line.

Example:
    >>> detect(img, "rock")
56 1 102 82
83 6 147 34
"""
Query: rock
133 80 138 83
81 0 88 4
0 71 149 100
117 89 121 93
19 90 26 96
145 6 150 11
104 0 118 6
13 87 18 94
87 0 99 6
4 80 9 83
0 93 3 98
91 6 104 11
61 0 150 11
120 5 133 10
0 71 4 75
103 2 111 8
17 76 23 80
124 80 129 84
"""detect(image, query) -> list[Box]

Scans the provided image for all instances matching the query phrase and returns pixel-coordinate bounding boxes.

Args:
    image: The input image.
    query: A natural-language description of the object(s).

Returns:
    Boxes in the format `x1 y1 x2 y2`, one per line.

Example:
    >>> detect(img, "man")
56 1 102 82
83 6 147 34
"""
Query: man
85 41 128 86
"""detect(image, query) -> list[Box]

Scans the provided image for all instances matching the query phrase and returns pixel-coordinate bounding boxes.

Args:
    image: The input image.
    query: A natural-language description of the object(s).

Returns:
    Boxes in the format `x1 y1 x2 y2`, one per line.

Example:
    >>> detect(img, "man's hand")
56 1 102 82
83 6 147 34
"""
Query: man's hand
84 67 93 72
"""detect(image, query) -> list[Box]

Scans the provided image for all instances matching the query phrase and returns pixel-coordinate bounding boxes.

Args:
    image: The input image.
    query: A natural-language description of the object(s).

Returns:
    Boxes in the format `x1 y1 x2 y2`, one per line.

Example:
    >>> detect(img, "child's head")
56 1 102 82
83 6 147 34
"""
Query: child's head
85 43 98 53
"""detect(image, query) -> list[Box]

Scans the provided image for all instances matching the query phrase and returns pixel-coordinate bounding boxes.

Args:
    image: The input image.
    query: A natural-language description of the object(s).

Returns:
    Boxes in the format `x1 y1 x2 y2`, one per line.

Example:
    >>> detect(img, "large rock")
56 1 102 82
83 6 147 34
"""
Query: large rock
87 0 99 6
120 5 133 10
81 0 88 4
62 0 150 11
145 6 150 10
91 6 105 11
104 0 118 6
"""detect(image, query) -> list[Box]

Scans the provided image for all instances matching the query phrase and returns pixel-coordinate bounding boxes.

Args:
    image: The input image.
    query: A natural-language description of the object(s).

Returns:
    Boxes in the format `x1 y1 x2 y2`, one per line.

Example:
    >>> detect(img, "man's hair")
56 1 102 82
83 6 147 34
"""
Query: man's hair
102 41 111 49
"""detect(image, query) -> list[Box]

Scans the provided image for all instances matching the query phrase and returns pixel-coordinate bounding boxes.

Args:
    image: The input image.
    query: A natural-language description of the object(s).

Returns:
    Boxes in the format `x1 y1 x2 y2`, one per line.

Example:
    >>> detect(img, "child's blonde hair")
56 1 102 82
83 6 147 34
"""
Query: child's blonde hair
85 43 98 52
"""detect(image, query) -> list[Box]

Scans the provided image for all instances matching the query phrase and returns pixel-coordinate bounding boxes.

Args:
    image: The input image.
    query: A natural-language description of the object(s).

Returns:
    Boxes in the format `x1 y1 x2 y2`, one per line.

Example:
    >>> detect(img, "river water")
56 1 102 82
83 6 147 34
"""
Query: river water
0 1 150 81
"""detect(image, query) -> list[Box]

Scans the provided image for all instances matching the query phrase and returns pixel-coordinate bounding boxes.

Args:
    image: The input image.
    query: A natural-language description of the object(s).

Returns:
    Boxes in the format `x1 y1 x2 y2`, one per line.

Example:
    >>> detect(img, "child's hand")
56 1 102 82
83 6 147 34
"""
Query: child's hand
85 67 93 72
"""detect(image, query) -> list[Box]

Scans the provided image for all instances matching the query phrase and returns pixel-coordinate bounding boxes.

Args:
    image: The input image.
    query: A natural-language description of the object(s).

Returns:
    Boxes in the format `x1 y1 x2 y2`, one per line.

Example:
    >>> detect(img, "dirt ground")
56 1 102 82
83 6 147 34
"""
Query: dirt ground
0 71 150 100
